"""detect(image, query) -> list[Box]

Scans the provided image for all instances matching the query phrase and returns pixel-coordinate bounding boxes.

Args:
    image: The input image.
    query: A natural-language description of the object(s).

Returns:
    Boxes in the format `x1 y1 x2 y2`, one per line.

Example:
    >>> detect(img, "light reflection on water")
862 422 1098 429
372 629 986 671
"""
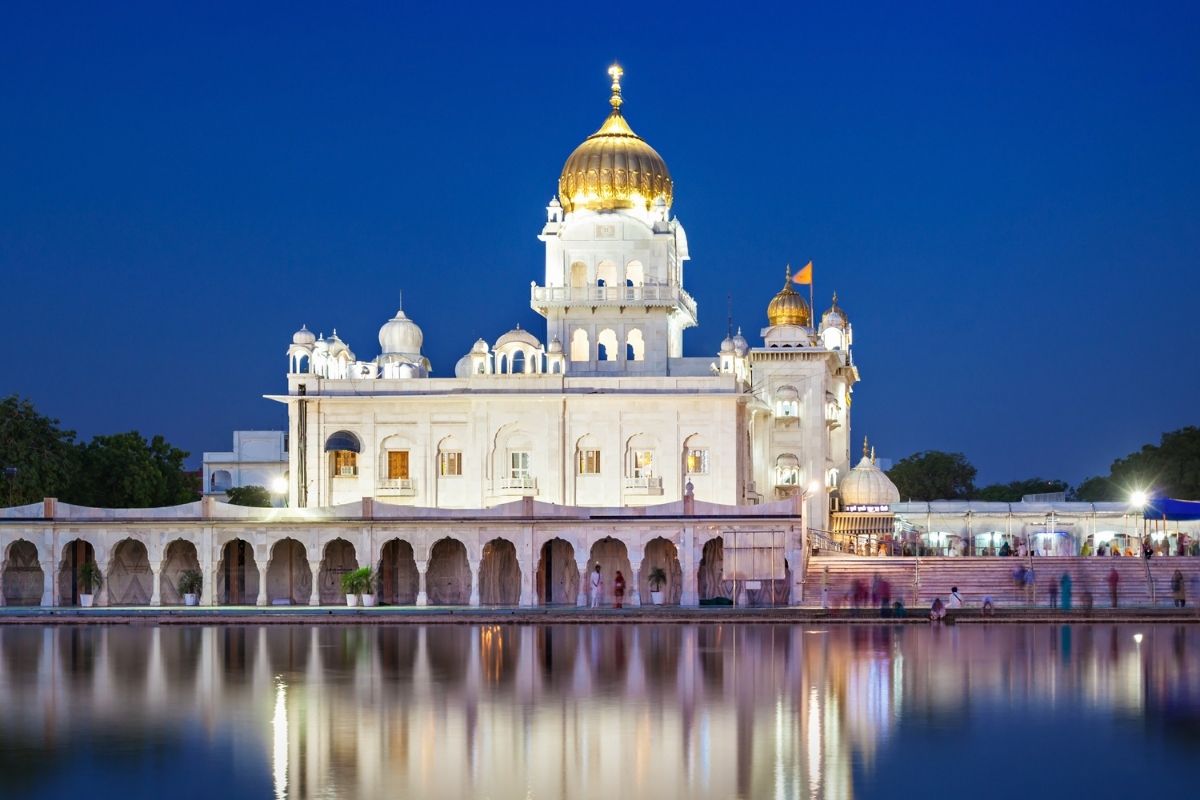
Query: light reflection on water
0 623 1197 799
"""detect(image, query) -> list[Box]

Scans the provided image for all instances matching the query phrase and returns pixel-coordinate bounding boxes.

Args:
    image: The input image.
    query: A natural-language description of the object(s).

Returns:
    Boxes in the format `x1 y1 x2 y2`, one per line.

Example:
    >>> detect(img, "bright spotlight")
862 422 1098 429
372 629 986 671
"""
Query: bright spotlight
271 476 288 495
1133 633 1144 644
1130 490 1147 508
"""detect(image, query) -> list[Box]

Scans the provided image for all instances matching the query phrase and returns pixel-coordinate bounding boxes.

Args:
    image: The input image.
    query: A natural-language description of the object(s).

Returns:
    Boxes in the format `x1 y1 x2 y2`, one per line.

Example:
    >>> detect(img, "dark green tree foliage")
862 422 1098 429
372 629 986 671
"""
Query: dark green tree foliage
886 451 977 501
975 478 1069 502
1107 426 1200 500
69 432 197 508
0 395 78 505
226 485 272 507
1069 475 1116 501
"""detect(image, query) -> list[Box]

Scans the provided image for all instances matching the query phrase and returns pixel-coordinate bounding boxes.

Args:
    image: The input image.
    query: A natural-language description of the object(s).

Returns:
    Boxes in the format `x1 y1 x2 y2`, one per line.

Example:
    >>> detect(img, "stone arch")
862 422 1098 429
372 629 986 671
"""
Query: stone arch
625 432 659 480
210 470 232 492
698 537 729 601
639 537 683 605
625 328 645 362
378 538 419 605
536 538 579 605
597 328 618 361
478 537 520 605
217 538 259 604
2 540 43 606
427 537 470 605
267 538 311 605
586 537 632 606
570 328 590 362
596 259 618 287
625 259 645 287
570 261 588 289
57 539 97 606
325 429 361 478
161 539 201 605
318 538 359 604
107 538 152 606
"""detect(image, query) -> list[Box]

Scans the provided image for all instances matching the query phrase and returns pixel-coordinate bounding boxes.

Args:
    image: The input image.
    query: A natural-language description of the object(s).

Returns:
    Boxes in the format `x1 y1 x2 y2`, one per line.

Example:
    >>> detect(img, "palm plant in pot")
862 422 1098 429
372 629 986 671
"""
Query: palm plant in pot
177 569 203 606
340 569 361 607
648 566 668 605
77 561 103 608
357 567 377 607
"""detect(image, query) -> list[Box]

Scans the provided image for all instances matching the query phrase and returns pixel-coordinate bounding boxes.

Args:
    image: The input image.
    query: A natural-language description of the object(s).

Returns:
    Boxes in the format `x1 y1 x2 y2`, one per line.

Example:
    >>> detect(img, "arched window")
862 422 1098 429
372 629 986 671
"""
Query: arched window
625 260 645 287
576 434 602 475
570 261 587 289
570 329 590 362
774 453 800 487
512 350 526 374
625 329 645 362
325 430 361 478
497 353 508 374
822 328 844 351
597 329 618 362
775 385 800 419
597 260 618 288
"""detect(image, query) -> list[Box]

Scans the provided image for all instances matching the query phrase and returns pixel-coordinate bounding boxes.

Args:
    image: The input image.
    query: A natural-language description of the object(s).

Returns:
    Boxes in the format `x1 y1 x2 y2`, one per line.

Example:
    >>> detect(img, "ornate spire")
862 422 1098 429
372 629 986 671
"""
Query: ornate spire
862 435 869 459
871 446 877 464
784 263 792 284
608 63 624 111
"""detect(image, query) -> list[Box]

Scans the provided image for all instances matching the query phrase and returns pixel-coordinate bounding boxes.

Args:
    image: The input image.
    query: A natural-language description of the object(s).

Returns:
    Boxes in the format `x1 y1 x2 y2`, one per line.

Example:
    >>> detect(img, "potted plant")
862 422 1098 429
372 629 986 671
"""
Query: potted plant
648 566 668 606
340 569 361 607
77 561 103 608
357 567 377 607
178 569 203 606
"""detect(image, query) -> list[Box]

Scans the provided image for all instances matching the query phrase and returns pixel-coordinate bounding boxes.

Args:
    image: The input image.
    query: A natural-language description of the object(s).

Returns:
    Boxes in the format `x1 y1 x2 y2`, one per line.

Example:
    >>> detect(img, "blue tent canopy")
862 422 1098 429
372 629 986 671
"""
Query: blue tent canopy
1143 497 1200 521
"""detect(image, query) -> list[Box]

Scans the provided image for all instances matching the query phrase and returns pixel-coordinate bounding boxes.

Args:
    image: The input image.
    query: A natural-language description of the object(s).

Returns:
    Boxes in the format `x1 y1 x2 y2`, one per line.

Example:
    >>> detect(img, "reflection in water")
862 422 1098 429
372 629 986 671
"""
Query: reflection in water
0 623 1197 799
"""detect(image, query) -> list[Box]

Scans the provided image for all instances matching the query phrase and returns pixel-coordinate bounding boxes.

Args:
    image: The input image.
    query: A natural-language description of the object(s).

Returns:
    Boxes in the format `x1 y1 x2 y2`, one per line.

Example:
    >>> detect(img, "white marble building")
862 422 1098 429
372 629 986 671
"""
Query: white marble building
274 65 858 532
201 430 288 496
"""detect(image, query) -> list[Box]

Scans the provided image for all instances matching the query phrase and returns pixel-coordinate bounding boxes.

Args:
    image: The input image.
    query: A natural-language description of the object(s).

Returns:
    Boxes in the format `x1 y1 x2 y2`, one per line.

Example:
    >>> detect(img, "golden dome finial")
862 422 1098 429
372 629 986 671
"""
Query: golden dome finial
784 263 792 283
608 63 624 111
766 264 812 326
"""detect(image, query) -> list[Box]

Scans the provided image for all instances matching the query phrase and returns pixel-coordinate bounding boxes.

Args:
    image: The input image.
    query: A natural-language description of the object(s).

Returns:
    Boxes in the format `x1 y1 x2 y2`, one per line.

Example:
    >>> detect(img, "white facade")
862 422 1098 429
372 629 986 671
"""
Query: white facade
201 430 287 496
271 67 859 531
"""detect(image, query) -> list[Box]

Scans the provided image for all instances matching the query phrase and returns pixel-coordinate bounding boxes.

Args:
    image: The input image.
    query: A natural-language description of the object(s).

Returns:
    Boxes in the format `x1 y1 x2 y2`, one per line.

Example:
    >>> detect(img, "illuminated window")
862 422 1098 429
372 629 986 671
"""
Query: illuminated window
509 451 531 479
632 450 654 478
333 450 357 477
578 449 601 475
439 451 462 477
686 448 709 475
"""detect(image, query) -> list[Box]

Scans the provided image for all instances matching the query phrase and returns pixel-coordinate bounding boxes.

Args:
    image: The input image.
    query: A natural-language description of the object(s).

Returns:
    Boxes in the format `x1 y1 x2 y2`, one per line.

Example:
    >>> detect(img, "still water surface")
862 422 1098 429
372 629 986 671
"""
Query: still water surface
0 623 1197 799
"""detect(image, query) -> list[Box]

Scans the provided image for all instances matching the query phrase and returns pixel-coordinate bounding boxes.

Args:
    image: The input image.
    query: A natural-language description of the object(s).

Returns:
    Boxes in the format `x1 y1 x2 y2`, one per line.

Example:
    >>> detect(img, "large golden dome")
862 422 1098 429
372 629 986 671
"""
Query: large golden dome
558 65 673 213
766 266 812 327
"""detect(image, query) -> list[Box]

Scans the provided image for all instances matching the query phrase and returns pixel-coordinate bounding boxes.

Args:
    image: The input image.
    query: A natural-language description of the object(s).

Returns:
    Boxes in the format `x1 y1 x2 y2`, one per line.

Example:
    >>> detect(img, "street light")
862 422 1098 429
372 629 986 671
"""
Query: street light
270 476 288 508
1130 490 1148 508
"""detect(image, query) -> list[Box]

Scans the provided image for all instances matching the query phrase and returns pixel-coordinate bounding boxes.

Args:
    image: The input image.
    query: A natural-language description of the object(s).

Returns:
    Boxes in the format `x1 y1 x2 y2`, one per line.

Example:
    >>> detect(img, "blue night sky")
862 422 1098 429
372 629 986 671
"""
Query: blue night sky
2 1 1198 484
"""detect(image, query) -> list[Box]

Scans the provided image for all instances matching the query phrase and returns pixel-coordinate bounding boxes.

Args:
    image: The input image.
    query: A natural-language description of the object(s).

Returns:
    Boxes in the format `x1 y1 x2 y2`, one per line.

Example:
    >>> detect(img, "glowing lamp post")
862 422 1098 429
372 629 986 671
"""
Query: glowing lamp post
271 476 288 508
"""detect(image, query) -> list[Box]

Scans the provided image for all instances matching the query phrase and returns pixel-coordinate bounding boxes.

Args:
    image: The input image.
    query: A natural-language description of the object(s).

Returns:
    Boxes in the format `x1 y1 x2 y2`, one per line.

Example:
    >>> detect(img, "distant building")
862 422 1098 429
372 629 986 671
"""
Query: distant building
202 431 287 496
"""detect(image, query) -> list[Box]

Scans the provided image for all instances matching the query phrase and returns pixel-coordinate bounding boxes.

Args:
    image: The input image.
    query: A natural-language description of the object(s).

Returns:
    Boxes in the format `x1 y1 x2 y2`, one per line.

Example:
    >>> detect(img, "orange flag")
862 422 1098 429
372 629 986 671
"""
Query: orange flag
792 261 813 284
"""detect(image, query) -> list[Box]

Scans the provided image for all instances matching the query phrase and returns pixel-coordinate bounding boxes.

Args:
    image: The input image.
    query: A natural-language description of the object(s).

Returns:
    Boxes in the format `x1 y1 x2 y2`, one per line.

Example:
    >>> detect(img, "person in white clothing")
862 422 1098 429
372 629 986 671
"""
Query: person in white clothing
589 565 603 608
948 586 963 609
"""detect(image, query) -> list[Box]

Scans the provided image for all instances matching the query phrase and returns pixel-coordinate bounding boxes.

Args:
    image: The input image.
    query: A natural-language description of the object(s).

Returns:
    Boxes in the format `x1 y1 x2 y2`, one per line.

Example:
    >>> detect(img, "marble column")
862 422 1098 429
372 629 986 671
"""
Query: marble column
309 560 321 606
576 558 589 607
256 565 268 607
415 559 428 606
518 557 534 607
149 560 163 607
95 559 110 607
40 560 55 607
468 558 481 607
629 565 642 607
207 562 221 606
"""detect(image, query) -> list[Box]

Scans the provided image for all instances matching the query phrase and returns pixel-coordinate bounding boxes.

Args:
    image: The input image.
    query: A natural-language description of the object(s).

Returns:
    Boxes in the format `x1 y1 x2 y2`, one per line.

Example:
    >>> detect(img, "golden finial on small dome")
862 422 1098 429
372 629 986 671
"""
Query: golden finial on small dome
608 63 624 111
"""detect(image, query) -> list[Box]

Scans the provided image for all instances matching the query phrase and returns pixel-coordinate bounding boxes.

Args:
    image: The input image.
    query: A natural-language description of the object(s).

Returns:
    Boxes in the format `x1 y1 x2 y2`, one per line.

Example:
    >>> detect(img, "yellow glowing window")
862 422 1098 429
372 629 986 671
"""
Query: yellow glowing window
686 448 709 475
333 450 357 476
578 449 601 475
632 450 654 478
387 450 409 480
439 451 462 477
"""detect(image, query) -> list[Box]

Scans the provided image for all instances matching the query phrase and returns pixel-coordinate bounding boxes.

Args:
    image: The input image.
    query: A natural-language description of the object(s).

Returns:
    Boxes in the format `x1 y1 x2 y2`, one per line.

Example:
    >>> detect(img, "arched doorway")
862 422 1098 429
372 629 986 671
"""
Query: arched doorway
586 537 632 607
536 538 578 605
427 538 469 605
107 539 152 606
378 539 419 605
639 537 683 605
58 539 97 607
2 540 43 606
267 538 310 605
479 538 520 605
218 539 258 605
318 538 358 604
161 540 200 605
698 538 729 602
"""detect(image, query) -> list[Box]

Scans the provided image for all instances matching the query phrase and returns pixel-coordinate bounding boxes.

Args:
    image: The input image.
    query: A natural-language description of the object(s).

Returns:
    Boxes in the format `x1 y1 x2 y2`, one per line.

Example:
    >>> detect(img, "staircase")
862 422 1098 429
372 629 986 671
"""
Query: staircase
1148 557 1200 606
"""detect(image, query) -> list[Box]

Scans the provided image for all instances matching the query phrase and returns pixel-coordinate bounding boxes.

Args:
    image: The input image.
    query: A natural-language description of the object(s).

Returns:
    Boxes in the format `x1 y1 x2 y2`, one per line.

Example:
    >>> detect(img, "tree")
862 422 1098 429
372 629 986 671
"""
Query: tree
0 395 78 505
1107 426 1200 500
975 478 1069 502
226 485 272 507
67 431 198 508
1070 475 1117 501
886 451 977 501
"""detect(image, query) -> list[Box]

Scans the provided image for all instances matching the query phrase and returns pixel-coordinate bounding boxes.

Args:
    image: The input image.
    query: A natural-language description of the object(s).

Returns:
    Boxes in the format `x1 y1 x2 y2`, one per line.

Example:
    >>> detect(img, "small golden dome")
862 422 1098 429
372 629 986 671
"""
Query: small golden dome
766 265 812 327
558 64 673 213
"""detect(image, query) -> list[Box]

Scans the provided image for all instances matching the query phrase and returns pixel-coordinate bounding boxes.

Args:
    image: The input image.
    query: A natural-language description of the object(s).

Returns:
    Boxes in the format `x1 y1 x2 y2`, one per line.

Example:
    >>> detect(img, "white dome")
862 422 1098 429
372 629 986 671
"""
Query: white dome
548 336 563 354
732 327 748 355
454 355 472 378
719 335 735 353
472 338 490 354
495 325 540 349
327 330 349 357
313 334 329 353
839 453 900 506
379 307 424 355
292 324 316 345
820 294 848 332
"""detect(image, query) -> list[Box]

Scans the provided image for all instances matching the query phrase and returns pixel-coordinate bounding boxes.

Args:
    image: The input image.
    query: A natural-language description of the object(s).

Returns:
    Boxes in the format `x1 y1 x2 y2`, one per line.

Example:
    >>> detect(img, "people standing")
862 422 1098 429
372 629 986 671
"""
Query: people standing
1060 572 1073 611
1048 579 1059 609
1107 567 1120 608
1172 569 1186 608
613 570 626 609
590 565 602 608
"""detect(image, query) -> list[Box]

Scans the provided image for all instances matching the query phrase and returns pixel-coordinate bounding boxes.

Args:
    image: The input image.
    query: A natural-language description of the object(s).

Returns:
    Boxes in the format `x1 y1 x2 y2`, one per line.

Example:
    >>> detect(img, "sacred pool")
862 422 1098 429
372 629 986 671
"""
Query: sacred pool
0 623 1195 799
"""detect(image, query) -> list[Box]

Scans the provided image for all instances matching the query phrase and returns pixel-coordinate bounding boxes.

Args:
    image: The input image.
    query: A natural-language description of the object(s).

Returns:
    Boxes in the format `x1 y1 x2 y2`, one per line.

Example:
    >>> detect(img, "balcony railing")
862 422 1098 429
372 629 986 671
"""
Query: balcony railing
624 475 664 494
495 475 538 494
378 478 416 495
531 284 697 320
336 466 358 477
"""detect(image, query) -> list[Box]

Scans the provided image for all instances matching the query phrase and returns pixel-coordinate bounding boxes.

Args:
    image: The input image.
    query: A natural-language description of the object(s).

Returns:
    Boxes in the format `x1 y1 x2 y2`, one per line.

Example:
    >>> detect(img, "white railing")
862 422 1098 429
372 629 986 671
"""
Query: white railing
531 284 697 319
496 475 537 492
336 466 358 477
378 478 415 493
624 476 664 492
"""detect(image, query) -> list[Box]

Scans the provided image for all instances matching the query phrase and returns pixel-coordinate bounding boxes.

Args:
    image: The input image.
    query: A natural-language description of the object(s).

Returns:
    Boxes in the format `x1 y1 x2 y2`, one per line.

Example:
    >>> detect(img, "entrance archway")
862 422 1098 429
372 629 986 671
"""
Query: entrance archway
2 540 43 606
378 539 419 605
639 537 683 605
586 537 632 606
107 539 152 605
318 538 358 604
58 539 97 606
536 538 578 605
267 538 310 605
479 538 520 605
161 540 200 605
698 538 729 601
218 539 258 604
427 538 469 605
